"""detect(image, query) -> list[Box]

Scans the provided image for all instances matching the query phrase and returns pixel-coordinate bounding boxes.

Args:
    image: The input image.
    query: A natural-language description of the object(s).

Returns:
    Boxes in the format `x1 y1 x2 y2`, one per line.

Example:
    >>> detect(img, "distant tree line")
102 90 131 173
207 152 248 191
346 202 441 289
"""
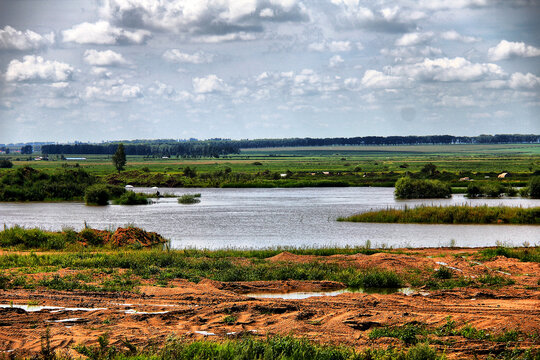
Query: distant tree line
42 142 240 157
40 134 539 156
229 134 540 148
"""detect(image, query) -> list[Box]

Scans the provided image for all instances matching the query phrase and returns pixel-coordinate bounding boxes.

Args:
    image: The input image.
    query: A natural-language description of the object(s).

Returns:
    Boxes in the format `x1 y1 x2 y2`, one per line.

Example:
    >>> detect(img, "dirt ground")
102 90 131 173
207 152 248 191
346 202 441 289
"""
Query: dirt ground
0 248 539 359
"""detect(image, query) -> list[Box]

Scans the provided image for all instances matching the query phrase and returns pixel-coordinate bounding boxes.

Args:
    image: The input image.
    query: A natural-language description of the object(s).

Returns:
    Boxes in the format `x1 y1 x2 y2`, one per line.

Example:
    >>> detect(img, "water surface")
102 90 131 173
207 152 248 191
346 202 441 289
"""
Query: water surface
0 187 538 249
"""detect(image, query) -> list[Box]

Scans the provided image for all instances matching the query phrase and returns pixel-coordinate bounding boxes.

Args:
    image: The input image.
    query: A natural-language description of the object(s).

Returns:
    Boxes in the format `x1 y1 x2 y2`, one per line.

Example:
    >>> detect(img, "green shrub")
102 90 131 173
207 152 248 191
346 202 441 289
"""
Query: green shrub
85 184 111 205
394 177 451 199
467 181 516 198
433 266 453 279
529 176 540 198
113 191 149 205
369 324 425 345
0 159 13 168
178 193 201 204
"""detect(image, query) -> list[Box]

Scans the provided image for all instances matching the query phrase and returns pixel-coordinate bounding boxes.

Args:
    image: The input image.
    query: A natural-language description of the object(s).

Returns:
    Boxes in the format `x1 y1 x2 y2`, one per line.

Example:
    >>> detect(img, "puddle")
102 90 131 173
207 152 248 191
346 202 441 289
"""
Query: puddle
50 318 82 323
0 304 63 312
123 309 170 315
51 307 107 313
194 331 216 336
436 261 462 272
246 287 418 299
0 304 107 312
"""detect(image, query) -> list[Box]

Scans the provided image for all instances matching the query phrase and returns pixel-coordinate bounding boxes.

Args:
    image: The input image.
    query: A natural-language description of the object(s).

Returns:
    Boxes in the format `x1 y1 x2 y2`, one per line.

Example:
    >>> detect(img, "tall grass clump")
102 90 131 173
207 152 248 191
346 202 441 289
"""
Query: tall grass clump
112 191 150 205
479 246 540 263
178 193 201 204
338 205 540 225
520 176 540 199
0 226 69 250
394 177 451 199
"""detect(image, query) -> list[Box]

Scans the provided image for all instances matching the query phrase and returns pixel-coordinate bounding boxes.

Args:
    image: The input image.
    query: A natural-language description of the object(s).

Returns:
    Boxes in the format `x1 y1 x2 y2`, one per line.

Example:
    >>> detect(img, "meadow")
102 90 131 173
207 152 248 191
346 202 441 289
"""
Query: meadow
1 143 538 189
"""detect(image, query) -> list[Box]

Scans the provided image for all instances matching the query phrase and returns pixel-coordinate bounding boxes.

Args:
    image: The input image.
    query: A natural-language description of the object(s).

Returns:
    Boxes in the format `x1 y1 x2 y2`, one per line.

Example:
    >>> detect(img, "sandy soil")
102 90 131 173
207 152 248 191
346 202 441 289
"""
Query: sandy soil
1 248 539 359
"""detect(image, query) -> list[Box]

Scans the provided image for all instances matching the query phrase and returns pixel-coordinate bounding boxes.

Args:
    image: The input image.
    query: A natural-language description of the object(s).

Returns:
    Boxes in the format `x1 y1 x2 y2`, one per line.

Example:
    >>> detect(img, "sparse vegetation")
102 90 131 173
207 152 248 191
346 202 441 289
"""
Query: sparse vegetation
66 334 447 360
0 226 166 250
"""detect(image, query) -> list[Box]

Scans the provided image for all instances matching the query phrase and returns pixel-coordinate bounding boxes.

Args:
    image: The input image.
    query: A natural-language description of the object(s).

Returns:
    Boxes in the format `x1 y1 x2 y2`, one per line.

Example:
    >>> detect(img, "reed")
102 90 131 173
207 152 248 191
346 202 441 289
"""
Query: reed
338 205 540 225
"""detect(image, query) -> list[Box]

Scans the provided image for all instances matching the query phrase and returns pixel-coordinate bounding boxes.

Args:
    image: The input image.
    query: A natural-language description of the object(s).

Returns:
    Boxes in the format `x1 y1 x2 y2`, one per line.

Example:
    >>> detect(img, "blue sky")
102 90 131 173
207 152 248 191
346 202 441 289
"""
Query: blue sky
0 0 539 143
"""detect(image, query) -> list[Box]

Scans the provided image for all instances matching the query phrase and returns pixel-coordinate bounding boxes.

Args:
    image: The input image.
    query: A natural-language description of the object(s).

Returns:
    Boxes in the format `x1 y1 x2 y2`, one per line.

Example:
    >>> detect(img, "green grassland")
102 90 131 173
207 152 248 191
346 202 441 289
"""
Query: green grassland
1 144 539 188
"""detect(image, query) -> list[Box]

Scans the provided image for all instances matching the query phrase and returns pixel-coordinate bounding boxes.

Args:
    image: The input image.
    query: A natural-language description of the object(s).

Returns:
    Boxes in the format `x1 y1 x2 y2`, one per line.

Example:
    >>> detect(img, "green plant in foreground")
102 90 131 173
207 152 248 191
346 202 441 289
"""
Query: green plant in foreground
70 334 445 360
369 324 426 345
222 315 237 325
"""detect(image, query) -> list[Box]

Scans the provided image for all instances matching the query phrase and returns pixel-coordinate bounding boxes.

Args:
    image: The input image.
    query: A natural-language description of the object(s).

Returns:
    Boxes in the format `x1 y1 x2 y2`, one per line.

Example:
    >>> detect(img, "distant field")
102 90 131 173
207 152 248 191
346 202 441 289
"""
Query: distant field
241 143 540 156
1 143 539 178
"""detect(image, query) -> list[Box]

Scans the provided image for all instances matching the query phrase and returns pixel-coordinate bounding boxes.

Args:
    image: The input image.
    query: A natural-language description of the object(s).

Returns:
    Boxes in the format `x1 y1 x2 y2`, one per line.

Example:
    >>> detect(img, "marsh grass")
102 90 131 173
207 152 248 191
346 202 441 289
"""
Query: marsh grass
339 205 540 225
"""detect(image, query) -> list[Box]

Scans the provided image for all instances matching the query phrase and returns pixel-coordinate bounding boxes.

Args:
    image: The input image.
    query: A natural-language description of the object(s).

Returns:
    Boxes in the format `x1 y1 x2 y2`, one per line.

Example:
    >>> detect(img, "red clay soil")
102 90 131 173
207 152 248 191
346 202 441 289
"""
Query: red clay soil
0 248 538 359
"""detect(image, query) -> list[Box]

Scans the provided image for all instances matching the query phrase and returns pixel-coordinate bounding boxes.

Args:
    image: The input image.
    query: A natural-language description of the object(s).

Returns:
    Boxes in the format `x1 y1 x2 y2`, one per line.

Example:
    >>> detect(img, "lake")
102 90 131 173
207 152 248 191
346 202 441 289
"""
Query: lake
0 187 538 249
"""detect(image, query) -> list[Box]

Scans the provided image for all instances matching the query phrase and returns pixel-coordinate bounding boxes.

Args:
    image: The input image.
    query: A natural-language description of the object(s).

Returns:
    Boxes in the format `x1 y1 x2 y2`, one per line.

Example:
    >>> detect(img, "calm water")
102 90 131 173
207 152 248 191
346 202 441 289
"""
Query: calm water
0 187 538 249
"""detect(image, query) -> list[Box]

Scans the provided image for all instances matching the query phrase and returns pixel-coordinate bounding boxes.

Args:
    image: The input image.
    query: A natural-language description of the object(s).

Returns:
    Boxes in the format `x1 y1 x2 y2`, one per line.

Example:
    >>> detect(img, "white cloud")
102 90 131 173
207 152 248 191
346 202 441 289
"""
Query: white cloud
392 57 504 82
361 70 407 88
194 32 256 43
418 0 488 10
0 26 54 51
395 32 433 46
84 79 142 102
193 74 229 93
329 55 344 67
5 56 74 82
508 72 540 89
440 30 479 43
163 49 214 64
260 8 274 17
83 49 129 67
90 67 113 79
62 21 150 45
309 40 352 52
330 1 422 32
100 0 307 37
381 46 442 62
488 40 540 61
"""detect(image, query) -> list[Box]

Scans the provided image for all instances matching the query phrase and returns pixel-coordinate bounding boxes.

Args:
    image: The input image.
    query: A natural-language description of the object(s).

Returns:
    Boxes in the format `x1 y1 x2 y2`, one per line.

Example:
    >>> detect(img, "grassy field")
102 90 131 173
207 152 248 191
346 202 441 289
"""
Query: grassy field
1 143 538 175
1 144 538 189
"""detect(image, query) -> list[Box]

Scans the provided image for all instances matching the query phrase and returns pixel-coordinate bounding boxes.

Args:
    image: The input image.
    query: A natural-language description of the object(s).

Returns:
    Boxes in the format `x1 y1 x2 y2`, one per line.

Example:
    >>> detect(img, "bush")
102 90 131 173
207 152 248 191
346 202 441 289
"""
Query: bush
394 177 451 199
0 159 13 168
0 167 97 201
113 191 149 205
178 193 201 204
467 181 516 198
85 184 111 205
529 176 540 198
433 266 453 279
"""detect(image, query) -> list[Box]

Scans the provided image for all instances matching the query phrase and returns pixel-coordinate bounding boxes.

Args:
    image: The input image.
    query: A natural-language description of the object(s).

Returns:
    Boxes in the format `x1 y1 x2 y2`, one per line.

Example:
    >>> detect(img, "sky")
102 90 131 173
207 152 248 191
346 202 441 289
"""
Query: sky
0 0 539 143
